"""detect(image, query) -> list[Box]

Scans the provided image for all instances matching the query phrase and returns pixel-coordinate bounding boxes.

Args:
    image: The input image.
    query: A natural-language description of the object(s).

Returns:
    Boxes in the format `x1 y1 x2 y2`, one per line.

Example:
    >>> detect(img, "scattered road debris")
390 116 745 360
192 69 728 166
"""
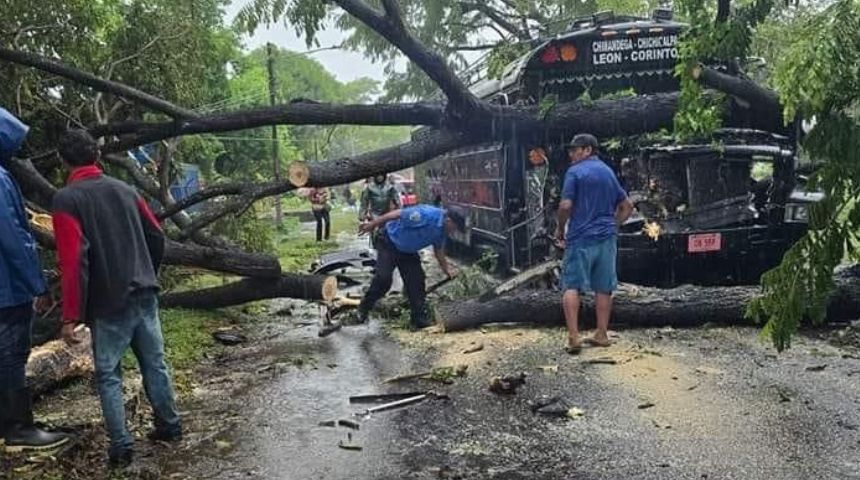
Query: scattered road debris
338 419 360 430
462 342 484 354
349 392 428 404
566 407 585 419
537 365 558 374
318 420 337 427
530 396 573 417
805 364 828 372
489 373 527 395
212 329 248 346
777 390 792 403
357 393 430 416
586 357 618 365
338 434 363 451
383 365 468 384
638 401 656 410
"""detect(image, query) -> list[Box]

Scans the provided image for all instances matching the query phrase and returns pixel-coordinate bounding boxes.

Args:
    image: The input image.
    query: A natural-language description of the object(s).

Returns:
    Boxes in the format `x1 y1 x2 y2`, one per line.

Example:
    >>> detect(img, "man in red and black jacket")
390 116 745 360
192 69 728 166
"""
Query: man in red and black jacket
52 130 180 469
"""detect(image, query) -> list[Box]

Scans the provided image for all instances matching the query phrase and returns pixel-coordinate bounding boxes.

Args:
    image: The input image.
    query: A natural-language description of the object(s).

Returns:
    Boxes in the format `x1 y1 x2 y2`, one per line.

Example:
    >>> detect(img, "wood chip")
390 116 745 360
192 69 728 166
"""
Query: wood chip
586 357 618 365
462 343 484 354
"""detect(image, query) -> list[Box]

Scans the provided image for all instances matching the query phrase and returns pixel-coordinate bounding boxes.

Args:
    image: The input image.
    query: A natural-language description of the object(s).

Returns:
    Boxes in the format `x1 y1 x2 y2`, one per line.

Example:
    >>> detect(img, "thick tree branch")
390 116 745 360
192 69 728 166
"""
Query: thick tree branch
175 129 474 238
0 47 198 119
333 0 483 114
94 101 444 152
161 274 338 309
692 65 786 133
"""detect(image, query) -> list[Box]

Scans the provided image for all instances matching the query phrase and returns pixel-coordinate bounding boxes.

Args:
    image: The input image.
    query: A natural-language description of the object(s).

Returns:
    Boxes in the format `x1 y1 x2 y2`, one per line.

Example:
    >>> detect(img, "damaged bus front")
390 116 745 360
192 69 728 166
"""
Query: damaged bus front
415 9 818 287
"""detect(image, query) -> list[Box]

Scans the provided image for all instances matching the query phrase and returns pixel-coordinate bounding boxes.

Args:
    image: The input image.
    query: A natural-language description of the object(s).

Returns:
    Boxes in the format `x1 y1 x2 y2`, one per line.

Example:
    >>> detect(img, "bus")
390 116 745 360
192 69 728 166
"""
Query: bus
415 9 818 287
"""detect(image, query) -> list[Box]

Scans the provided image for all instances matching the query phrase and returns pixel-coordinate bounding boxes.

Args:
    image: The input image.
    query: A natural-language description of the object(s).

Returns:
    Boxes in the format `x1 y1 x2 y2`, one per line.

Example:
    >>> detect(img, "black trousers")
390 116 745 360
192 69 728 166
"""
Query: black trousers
360 234 428 326
312 208 330 241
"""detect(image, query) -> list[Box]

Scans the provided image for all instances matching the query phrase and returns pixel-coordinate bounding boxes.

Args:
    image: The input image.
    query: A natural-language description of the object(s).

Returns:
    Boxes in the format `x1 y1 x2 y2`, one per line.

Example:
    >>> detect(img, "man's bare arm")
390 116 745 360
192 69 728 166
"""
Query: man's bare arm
555 199 573 245
358 209 401 235
615 198 634 226
434 245 456 278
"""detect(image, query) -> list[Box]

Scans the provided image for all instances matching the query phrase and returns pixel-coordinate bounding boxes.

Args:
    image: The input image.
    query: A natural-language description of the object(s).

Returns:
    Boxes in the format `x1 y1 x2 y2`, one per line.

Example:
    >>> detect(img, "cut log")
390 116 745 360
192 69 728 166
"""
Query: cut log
439 265 860 332
161 274 338 309
288 161 310 187
26 327 92 396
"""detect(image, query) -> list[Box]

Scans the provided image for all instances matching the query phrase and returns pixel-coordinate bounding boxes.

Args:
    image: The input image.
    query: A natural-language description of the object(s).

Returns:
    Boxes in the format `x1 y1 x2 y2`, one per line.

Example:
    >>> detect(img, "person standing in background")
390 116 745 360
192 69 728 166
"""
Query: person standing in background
309 186 331 242
359 174 400 246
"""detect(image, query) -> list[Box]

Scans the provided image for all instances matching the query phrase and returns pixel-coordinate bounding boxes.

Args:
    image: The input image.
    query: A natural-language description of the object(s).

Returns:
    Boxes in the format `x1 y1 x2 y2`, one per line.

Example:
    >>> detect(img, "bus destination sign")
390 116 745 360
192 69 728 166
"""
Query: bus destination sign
591 34 679 66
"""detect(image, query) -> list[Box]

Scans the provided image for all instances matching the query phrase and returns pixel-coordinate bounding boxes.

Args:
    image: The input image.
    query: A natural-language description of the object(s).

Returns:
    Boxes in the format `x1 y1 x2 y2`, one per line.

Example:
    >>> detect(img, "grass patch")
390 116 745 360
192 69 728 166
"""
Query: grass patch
276 210 358 271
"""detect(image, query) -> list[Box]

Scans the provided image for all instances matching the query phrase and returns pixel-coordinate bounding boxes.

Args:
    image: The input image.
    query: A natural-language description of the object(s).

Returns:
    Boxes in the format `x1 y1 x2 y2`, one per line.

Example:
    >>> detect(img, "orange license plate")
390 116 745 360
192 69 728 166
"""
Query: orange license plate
687 233 722 253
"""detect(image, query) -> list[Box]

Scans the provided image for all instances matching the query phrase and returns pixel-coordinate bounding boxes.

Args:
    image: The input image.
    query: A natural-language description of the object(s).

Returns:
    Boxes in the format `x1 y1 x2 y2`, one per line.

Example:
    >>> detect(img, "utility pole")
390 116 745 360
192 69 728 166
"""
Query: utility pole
267 42 283 226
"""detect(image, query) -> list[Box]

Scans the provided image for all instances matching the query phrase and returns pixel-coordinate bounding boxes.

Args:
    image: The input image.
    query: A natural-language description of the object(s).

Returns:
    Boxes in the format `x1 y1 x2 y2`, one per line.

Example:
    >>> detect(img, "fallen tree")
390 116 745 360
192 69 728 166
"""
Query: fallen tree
161 274 338 309
438 265 860 332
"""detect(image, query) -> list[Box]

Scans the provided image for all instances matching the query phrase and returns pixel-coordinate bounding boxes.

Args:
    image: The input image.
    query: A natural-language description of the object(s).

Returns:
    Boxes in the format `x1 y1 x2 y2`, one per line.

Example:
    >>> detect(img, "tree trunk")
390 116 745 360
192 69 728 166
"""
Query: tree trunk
160 274 338 309
26 328 93 396
163 240 281 278
438 266 860 332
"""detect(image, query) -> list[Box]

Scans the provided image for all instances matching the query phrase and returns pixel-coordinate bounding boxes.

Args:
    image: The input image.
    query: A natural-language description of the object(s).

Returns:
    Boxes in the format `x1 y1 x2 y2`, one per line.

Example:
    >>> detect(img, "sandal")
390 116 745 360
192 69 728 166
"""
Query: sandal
584 337 612 348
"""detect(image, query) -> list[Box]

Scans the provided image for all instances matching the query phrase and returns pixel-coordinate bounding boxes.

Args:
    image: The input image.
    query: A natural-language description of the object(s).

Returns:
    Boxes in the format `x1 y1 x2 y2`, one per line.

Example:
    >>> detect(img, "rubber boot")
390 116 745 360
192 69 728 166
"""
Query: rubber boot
2 388 69 453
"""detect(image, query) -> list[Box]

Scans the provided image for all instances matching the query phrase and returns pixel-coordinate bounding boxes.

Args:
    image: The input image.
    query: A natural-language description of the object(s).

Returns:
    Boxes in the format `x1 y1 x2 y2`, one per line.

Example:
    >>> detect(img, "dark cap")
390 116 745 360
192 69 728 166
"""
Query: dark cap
568 133 599 150
445 206 467 232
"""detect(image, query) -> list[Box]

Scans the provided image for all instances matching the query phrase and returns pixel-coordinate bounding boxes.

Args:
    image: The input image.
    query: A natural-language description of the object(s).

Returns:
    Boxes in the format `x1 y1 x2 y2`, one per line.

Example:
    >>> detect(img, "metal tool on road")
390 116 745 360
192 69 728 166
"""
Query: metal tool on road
354 391 448 417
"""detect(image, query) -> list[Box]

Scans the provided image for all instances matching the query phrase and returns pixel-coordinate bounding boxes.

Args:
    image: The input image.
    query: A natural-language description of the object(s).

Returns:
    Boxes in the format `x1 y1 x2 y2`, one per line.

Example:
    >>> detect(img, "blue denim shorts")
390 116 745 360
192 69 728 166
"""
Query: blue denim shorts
562 236 618 293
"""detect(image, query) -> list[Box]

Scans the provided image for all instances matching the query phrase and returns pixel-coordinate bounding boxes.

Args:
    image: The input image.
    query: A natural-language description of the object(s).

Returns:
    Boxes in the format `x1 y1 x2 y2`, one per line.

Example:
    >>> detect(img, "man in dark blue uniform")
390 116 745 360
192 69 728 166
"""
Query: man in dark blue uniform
357 204 465 329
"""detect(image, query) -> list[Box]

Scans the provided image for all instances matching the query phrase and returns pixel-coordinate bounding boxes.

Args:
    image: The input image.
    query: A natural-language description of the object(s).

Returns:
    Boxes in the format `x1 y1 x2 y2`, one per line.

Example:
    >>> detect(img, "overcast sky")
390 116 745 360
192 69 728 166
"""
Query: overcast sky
226 1 387 83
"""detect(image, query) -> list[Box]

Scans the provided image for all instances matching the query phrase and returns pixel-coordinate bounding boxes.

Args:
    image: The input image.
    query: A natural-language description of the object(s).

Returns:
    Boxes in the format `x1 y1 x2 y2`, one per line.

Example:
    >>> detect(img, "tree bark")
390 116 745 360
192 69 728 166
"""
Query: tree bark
26 329 93 396
692 65 786 133
99 102 445 153
160 274 338 309
438 266 860 332
163 240 281 278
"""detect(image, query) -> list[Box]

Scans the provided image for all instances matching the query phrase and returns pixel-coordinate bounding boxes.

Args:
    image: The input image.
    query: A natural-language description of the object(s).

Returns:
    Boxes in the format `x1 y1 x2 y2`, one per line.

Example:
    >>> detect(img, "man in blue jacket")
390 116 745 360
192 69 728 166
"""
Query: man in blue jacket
357 204 464 329
0 107 69 452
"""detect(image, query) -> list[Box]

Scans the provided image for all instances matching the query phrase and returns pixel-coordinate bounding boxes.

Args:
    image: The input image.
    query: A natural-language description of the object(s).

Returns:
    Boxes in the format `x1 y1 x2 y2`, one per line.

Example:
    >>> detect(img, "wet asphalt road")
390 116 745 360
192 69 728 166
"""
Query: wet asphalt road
175 313 860 480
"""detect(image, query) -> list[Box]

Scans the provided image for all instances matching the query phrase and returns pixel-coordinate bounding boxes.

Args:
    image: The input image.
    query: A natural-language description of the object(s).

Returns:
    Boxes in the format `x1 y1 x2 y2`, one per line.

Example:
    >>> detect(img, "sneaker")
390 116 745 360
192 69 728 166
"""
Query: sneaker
147 426 182 443
108 448 134 469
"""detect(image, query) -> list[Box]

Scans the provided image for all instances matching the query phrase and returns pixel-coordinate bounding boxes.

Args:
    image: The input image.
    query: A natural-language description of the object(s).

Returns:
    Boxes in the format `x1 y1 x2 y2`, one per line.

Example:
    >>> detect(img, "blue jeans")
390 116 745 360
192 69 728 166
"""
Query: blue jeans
562 236 618 294
0 302 32 390
91 289 179 455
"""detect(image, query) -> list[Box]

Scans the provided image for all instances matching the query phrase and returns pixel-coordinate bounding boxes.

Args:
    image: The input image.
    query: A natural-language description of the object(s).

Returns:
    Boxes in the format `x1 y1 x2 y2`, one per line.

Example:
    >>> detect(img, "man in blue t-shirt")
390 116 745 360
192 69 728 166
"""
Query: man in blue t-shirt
554 134 633 354
357 204 465 329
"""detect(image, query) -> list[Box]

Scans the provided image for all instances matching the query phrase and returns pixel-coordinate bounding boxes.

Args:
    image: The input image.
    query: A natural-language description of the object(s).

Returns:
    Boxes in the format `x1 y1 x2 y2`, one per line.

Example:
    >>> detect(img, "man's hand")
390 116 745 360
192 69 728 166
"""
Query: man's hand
358 220 376 236
553 228 566 249
34 295 52 314
61 323 82 345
